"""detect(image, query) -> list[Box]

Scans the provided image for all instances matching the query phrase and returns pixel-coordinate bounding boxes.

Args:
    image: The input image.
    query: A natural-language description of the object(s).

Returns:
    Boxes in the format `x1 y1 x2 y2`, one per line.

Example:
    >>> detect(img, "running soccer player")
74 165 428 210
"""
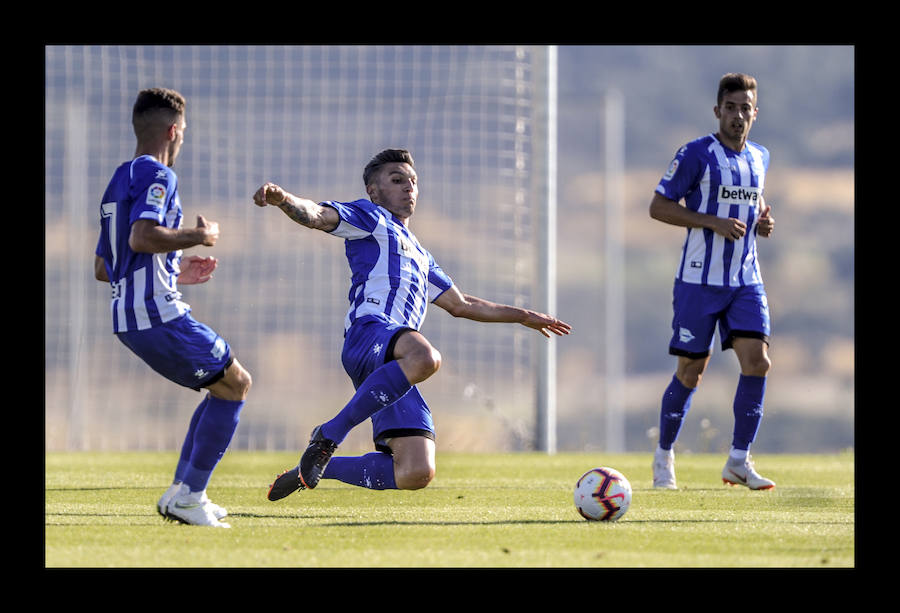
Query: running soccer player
253 149 571 499
649 73 777 491
94 88 252 527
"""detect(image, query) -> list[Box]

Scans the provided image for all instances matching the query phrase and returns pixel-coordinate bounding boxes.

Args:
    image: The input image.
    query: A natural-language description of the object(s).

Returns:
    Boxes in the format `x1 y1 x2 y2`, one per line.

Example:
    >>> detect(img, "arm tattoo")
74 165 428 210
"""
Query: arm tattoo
278 200 318 228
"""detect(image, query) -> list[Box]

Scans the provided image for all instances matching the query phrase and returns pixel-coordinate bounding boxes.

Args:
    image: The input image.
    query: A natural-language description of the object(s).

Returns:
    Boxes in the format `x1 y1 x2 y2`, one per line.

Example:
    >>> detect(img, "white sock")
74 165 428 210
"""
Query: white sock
729 447 748 462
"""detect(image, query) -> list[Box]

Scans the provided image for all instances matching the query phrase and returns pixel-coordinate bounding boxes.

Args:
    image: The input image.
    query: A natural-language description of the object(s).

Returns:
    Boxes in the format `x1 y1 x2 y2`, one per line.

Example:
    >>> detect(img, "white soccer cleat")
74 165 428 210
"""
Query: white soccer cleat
199 491 228 520
165 485 232 528
653 447 678 490
722 455 775 490
157 482 182 518
158 483 228 520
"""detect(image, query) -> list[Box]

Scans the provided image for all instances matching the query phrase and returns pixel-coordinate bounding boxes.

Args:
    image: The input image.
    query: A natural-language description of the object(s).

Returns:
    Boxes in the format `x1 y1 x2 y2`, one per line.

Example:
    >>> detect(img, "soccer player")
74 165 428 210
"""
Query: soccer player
253 149 571 499
649 73 777 491
94 88 252 527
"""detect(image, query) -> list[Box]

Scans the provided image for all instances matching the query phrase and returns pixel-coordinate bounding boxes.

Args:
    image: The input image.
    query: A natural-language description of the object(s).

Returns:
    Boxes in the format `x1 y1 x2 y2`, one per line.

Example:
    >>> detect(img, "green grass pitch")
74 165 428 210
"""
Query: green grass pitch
45 450 854 568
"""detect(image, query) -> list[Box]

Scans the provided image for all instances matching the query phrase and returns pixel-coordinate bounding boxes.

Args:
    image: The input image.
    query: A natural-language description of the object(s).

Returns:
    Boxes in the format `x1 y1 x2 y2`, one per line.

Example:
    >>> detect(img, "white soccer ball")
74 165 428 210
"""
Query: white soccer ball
574 466 632 521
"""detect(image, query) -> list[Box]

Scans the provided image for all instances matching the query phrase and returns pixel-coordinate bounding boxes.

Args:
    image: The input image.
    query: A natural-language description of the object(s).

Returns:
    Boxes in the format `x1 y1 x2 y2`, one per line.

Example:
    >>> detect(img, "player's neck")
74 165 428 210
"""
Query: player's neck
715 131 746 153
134 142 171 167
373 200 411 227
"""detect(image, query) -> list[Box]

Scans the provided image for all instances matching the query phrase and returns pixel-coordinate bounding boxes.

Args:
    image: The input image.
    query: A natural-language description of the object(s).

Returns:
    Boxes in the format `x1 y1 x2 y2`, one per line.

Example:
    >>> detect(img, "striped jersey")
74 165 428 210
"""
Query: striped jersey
95 155 191 333
324 199 454 332
656 133 770 287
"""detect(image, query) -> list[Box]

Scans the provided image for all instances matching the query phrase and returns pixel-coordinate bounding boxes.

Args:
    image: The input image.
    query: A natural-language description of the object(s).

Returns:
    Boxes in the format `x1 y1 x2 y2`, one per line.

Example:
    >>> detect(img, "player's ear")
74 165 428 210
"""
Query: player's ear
713 105 721 119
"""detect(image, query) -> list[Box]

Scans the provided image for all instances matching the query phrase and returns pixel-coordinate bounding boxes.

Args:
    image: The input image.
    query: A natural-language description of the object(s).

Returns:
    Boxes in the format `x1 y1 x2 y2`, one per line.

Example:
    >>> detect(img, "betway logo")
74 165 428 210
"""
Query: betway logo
717 185 760 205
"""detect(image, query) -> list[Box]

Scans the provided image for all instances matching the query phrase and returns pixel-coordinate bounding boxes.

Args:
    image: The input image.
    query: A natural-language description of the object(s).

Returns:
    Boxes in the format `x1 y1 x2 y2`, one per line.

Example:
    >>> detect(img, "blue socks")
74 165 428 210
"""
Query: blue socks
316 360 412 490
732 374 766 450
321 360 412 445
658 375 696 450
657 373 767 452
176 394 244 493
323 452 398 490
175 394 209 482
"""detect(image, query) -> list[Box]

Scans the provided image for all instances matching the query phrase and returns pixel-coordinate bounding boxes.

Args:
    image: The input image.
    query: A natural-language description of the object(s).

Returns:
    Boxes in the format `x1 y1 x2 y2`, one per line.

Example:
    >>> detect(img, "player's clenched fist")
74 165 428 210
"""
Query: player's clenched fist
253 182 287 207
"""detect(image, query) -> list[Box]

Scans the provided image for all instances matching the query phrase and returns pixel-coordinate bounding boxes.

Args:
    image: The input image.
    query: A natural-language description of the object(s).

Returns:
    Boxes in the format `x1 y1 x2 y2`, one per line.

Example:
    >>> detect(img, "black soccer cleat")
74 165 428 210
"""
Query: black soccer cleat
298 425 338 490
266 425 338 501
267 465 302 501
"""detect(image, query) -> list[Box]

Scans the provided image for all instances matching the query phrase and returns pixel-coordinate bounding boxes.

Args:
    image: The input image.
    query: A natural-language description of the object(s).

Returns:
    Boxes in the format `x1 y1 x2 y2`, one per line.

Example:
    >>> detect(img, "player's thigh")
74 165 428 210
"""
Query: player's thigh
668 281 722 357
341 318 411 386
116 314 233 391
720 284 771 352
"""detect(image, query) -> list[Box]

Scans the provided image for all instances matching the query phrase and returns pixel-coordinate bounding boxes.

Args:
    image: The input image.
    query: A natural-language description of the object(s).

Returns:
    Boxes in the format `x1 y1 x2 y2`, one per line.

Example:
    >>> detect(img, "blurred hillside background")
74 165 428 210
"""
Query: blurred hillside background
45 45 853 454
553 46 853 454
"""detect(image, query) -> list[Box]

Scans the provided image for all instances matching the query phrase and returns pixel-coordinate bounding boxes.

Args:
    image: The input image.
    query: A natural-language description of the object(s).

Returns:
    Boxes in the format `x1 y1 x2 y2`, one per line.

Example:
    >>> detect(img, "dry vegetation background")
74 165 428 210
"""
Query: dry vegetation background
553 166 853 454
45 46 854 454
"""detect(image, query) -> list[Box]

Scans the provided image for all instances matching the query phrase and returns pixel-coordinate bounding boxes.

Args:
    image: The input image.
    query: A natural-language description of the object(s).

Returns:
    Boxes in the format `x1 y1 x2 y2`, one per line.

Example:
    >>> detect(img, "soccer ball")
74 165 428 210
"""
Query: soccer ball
574 466 632 521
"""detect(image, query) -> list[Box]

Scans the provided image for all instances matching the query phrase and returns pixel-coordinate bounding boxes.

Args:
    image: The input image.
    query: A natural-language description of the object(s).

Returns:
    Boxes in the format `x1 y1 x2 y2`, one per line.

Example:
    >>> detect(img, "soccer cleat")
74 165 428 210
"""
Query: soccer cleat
652 448 678 490
267 425 339 500
157 482 182 518
200 491 228 520
722 455 776 490
267 466 302 501
158 482 227 519
298 425 338 490
165 486 232 528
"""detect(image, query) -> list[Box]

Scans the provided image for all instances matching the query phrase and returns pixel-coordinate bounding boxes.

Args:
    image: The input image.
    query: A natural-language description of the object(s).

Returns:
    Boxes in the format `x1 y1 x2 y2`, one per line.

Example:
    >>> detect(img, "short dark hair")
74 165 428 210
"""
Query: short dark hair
363 148 415 188
717 73 758 106
132 88 186 138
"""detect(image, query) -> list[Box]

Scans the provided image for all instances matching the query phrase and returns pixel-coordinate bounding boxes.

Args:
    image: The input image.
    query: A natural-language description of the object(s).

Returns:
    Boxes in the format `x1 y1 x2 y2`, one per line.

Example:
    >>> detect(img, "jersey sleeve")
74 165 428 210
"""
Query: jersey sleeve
324 199 381 239
129 159 177 226
655 142 703 203
426 252 453 302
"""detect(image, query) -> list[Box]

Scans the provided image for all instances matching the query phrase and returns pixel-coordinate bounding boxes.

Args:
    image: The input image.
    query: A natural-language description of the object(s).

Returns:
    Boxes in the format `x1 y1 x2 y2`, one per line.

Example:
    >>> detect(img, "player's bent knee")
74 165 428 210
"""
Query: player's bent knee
407 347 441 383
209 360 252 401
395 464 435 490
229 361 253 398
745 354 771 377
425 347 442 376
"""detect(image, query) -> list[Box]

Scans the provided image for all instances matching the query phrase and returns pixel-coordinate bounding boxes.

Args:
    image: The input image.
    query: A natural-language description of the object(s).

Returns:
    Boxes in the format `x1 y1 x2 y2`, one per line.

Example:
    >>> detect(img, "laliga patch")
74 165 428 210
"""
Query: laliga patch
146 183 167 208
663 158 679 180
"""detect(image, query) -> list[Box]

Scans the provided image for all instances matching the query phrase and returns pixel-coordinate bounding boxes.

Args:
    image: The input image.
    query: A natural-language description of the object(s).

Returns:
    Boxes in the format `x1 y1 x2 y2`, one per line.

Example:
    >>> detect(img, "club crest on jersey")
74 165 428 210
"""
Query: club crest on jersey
716 184 760 206
147 183 167 208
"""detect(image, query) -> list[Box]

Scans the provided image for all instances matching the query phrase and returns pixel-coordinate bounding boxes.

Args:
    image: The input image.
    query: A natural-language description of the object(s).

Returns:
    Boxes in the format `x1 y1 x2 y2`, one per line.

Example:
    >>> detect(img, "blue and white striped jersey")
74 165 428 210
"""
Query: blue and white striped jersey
95 155 191 333
324 199 453 332
656 133 770 287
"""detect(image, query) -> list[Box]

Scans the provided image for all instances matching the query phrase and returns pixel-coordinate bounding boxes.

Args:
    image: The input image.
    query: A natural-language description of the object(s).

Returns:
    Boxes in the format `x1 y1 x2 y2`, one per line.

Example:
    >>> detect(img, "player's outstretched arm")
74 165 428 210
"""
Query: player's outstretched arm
252 182 339 232
433 285 571 338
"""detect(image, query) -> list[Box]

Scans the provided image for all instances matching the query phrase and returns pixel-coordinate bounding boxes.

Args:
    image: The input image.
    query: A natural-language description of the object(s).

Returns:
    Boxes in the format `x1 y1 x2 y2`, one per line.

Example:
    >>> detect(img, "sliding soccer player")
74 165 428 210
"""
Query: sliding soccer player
254 148 571 499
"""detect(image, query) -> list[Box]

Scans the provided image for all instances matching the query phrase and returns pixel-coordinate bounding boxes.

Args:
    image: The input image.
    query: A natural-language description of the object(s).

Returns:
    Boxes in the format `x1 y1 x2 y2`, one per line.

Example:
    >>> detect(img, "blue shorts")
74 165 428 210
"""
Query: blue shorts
668 280 770 359
341 315 435 448
115 313 233 391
